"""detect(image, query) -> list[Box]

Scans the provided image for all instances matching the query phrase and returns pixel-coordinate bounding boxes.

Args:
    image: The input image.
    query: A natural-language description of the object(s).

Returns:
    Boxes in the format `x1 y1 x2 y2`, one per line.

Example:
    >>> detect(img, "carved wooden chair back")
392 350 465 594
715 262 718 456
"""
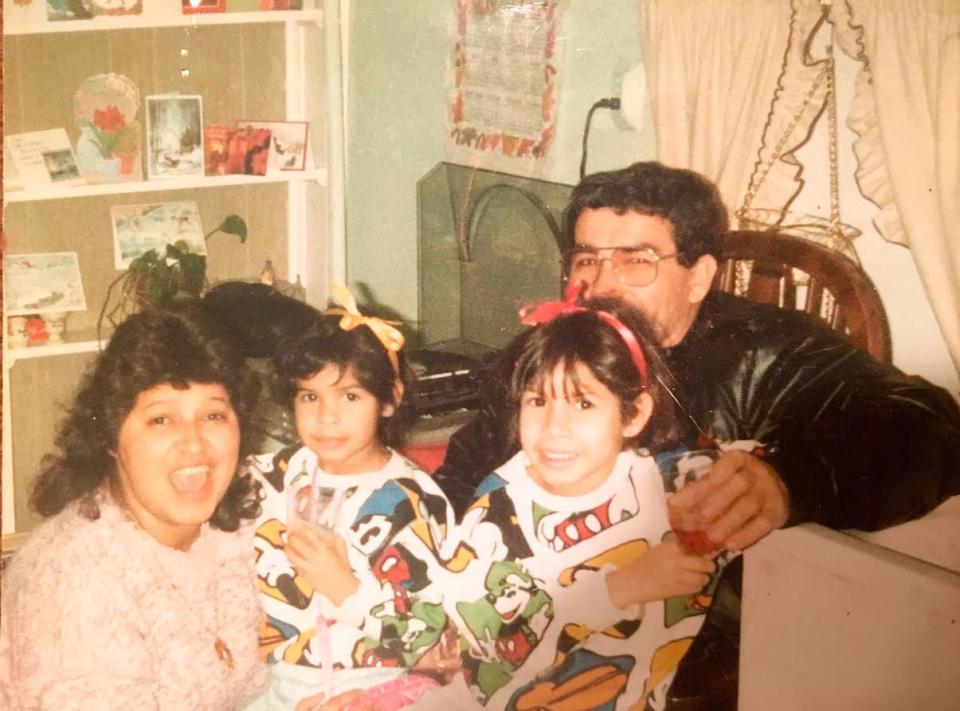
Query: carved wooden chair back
714 230 892 362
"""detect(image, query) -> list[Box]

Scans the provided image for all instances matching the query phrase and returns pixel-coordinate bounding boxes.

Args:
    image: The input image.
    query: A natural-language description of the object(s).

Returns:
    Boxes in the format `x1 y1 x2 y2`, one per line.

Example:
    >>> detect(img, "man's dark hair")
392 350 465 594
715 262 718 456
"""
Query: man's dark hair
562 161 729 267
30 306 261 531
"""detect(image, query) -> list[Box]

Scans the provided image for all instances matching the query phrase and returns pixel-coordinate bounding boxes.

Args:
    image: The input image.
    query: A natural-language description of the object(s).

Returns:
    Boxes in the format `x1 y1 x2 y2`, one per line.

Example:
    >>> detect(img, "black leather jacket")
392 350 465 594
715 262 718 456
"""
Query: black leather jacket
434 292 960 528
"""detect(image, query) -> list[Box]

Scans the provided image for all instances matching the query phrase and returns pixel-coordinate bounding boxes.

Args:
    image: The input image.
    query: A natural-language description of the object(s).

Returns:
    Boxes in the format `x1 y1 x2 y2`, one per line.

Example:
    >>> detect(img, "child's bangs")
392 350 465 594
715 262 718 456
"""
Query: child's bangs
520 353 588 402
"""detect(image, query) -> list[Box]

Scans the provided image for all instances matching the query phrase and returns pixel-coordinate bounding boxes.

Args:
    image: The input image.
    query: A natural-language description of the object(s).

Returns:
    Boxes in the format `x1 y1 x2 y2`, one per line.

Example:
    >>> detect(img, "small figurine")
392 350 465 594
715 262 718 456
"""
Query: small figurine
26 315 49 343
259 259 276 288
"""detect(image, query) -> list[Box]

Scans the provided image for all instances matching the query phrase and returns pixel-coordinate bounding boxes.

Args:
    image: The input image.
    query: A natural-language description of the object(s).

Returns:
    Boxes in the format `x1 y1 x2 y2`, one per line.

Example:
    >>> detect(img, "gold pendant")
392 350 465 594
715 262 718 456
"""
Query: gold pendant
214 636 235 670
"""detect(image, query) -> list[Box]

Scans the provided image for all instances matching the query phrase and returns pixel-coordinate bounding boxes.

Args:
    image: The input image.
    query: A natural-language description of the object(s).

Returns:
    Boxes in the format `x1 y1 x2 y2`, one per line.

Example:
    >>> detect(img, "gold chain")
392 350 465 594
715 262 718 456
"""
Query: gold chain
119 500 236 671
738 60 831 219
825 43 842 236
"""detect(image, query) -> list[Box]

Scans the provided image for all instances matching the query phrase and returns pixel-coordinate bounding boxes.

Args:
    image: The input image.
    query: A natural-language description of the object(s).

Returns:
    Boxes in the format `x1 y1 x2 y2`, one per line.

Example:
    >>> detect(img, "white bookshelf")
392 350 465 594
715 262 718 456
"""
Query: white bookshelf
4 168 328 203
1 0 345 536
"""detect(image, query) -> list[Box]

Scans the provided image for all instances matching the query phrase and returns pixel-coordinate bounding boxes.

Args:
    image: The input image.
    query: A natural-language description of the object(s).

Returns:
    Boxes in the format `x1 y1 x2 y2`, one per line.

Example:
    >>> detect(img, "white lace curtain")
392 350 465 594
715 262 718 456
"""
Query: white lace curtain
637 0 826 216
637 0 960 372
830 0 960 373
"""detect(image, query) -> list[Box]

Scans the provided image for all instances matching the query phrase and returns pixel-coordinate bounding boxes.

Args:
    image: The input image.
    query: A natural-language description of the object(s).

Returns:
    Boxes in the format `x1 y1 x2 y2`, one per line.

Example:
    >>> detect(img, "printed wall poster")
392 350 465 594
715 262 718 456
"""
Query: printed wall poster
449 0 563 160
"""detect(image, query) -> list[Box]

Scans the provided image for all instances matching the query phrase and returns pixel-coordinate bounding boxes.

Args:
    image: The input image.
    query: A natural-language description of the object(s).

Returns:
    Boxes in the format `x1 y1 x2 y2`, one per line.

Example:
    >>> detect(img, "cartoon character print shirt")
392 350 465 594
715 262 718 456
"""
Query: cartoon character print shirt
443 449 726 711
248 444 455 676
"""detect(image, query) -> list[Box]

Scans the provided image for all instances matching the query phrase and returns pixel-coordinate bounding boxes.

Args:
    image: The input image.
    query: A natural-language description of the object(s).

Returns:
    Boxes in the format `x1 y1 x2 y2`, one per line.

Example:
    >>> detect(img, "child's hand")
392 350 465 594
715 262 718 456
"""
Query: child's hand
606 539 716 608
286 526 359 606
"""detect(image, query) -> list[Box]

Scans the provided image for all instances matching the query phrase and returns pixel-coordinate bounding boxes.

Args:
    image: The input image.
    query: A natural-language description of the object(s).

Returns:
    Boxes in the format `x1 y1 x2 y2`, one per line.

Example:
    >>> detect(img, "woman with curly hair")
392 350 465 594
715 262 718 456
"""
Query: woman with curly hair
0 306 269 709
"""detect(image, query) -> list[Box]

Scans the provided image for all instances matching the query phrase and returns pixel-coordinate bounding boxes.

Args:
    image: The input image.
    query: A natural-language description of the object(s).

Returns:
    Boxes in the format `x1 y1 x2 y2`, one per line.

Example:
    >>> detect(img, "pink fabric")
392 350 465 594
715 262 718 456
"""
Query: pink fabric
341 674 441 711
0 491 269 710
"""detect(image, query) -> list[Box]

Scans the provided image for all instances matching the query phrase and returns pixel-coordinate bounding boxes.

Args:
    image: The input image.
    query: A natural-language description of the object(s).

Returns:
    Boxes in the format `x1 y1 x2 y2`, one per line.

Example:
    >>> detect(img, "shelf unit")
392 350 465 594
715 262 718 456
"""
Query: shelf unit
4 168 328 203
3 8 324 35
2 1 346 536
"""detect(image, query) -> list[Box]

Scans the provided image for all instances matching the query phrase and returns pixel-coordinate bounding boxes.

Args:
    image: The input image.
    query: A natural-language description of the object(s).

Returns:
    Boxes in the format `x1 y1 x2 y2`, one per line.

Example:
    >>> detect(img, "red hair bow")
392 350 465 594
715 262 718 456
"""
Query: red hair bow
518 281 649 388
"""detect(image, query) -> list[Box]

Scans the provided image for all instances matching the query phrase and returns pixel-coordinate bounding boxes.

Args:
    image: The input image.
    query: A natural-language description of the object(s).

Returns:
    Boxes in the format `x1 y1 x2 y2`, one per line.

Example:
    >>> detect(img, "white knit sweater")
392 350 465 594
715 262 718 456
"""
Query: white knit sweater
0 490 268 710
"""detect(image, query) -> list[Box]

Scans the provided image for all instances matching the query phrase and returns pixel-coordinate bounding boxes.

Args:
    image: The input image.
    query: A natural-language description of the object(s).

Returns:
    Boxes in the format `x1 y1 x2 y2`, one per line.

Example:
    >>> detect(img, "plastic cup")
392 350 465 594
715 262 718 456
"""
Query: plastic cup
660 449 724 555
287 469 340 540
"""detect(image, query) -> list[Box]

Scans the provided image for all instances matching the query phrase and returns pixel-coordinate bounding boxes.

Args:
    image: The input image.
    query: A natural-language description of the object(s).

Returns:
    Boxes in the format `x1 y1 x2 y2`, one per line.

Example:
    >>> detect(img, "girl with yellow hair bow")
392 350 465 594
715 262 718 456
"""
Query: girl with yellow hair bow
243 285 458 711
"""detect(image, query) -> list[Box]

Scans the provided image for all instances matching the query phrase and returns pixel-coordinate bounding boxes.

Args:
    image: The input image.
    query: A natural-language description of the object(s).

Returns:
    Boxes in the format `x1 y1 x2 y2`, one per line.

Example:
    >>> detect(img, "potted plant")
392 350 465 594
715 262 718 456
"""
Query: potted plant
98 214 248 335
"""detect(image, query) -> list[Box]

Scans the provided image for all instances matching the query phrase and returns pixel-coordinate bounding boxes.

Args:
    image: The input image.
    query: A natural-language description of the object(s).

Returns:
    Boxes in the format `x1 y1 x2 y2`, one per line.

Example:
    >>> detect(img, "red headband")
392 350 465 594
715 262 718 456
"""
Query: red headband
518 281 649 388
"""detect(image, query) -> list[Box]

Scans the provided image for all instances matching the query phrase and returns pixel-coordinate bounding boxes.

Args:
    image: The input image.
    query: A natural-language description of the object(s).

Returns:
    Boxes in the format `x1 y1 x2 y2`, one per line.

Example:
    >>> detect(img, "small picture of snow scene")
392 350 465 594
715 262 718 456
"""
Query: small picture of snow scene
4 252 88 316
145 95 204 179
110 200 206 269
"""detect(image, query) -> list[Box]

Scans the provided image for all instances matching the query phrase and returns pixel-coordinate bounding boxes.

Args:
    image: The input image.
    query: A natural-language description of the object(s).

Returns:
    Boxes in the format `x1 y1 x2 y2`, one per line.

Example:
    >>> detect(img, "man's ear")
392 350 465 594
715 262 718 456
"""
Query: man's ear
382 379 405 418
688 254 718 304
622 391 654 439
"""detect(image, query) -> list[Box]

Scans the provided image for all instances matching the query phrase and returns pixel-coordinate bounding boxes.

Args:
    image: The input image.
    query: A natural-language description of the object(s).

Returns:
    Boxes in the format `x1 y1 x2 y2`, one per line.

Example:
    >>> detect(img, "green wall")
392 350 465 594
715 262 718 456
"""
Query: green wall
344 0 654 323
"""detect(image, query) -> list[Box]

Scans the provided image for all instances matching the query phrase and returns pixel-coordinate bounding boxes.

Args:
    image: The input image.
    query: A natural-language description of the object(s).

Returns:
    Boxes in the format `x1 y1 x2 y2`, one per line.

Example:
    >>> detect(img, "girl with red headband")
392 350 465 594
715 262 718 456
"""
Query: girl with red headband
411 292 724 710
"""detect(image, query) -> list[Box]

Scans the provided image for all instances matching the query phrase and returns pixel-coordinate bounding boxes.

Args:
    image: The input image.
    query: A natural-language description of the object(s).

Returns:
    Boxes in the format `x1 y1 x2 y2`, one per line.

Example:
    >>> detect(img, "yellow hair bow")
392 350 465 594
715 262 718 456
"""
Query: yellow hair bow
323 283 405 374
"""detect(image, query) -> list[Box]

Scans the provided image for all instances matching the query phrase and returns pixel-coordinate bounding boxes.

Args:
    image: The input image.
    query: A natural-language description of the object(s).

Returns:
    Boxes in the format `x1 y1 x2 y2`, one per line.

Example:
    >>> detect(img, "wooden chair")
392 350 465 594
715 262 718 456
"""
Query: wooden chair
714 230 892 363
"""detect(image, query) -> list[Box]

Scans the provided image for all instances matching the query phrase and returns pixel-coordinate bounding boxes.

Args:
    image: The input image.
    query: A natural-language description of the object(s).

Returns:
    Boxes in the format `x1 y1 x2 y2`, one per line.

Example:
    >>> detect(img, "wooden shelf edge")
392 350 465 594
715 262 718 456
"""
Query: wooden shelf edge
4 168 328 204
3 9 323 37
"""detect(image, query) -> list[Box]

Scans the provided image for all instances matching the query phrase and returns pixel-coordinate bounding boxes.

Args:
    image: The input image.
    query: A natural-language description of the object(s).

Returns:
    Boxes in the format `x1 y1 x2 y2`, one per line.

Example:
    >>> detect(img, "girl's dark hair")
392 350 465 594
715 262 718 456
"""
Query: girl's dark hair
502 297 679 450
30 306 261 531
273 313 413 448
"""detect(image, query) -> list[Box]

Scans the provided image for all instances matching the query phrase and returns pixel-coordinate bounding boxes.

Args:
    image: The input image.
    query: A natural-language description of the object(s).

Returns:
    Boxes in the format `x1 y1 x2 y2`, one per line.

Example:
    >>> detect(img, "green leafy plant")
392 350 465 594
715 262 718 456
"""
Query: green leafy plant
98 214 248 336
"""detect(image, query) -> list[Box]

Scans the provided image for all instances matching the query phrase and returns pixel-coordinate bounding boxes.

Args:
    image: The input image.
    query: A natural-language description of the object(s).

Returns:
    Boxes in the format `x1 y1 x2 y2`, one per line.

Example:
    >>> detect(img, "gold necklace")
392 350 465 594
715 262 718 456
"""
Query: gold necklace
115 495 235 670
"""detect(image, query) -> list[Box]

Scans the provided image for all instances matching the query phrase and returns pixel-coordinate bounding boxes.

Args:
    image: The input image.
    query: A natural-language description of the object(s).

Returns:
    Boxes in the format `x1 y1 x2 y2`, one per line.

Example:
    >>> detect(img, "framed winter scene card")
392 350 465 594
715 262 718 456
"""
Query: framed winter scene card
145 94 204 180
110 201 206 269
4 252 88 316
237 120 309 173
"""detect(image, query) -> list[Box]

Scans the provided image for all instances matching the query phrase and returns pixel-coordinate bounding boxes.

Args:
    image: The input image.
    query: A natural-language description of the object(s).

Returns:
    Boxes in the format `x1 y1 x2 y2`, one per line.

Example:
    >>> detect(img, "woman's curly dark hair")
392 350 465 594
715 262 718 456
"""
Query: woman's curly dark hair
30 305 261 531
501 297 680 451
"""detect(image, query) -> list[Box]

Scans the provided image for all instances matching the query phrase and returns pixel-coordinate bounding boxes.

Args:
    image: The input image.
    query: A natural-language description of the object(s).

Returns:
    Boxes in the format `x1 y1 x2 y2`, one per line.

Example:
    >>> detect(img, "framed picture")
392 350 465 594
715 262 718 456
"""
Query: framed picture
204 125 235 176
4 252 88 316
182 0 226 13
145 94 204 180
4 128 85 188
110 201 206 270
237 120 309 173
47 0 93 22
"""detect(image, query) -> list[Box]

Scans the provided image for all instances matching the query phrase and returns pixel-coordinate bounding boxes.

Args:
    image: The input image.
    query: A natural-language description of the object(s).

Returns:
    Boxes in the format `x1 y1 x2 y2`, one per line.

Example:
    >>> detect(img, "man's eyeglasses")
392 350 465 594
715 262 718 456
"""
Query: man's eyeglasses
563 246 684 287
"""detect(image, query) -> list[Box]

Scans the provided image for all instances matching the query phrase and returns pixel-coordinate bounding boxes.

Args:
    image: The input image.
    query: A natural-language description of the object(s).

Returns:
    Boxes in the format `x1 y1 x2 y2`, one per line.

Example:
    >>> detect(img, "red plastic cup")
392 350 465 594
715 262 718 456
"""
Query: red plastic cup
662 449 724 555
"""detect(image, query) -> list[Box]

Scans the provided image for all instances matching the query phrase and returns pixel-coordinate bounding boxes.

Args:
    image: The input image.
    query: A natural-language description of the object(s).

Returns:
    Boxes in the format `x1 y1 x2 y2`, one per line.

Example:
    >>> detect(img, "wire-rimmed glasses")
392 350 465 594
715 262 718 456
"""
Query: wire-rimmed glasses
564 245 684 288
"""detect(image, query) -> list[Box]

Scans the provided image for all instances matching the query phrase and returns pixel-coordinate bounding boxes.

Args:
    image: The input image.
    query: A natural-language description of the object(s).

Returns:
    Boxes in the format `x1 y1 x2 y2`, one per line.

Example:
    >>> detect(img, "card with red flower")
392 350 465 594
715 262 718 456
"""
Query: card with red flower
74 73 143 184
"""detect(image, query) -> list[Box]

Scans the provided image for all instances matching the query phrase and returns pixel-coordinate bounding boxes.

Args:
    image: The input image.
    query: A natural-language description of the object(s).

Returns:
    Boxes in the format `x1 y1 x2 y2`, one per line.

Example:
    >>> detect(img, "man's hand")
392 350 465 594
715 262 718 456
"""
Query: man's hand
668 450 789 551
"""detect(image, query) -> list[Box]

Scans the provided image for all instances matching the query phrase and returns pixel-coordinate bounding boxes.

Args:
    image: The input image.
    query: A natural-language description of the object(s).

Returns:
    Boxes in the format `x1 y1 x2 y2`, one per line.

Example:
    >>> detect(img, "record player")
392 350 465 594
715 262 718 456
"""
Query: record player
407 347 487 416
